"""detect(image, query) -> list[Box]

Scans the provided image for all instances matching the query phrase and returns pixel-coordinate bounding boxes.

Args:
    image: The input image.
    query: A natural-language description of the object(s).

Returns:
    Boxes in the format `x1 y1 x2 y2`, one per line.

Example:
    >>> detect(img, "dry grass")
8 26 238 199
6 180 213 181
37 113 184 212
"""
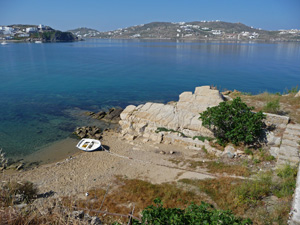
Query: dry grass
169 157 251 177
0 204 79 225
230 91 300 123
62 177 208 224
0 181 38 207
179 177 242 212
187 160 251 177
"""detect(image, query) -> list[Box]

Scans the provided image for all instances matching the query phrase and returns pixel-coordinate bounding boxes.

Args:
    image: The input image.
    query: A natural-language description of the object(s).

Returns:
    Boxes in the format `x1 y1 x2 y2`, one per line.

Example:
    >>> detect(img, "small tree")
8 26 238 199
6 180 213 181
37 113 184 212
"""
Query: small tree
199 97 266 145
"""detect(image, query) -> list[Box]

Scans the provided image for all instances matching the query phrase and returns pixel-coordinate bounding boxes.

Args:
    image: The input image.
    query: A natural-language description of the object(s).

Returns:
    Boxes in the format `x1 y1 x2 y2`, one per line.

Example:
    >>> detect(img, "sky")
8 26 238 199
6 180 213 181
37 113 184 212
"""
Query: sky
1 0 300 31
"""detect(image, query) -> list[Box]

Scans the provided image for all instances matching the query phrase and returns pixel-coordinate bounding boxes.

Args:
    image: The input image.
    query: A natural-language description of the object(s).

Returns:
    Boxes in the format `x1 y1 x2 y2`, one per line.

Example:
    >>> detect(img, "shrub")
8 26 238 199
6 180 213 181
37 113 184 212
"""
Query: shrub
199 97 266 145
263 98 280 114
130 198 252 224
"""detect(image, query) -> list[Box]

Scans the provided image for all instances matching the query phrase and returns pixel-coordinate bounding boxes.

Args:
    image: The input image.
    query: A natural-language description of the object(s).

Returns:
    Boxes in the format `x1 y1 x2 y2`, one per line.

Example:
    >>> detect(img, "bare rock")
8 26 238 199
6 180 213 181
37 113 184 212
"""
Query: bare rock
224 145 235 154
103 108 123 122
91 216 102 225
294 90 300 97
222 90 232 95
266 132 281 146
223 145 236 159
119 86 222 143
236 150 245 155
74 126 102 140
93 111 106 120
85 107 123 123
264 113 289 128
71 210 85 219
269 147 280 158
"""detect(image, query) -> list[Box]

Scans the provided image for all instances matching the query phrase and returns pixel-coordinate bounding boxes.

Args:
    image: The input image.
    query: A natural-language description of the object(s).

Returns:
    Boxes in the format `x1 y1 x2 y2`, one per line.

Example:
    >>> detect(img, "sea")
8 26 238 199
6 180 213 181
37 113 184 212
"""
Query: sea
0 39 300 159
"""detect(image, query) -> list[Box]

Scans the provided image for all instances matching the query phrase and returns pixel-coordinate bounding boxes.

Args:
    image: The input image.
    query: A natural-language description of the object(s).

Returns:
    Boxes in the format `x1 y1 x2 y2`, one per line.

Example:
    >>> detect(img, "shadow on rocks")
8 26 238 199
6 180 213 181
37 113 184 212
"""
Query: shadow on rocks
37 190 56 199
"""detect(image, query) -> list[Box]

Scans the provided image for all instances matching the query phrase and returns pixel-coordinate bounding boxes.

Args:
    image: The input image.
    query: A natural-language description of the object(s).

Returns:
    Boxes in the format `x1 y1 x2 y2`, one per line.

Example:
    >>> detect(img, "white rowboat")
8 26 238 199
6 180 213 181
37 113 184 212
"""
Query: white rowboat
76 138 101 152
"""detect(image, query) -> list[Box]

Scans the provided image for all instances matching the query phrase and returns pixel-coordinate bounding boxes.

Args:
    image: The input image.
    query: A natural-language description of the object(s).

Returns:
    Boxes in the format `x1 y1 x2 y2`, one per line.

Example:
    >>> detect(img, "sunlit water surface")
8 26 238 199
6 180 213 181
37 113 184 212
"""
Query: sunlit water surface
0 39 299 158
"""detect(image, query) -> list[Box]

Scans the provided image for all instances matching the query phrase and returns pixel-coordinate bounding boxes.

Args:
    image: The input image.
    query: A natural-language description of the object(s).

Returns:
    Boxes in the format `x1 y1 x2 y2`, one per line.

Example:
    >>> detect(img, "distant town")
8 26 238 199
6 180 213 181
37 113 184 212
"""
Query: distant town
0 24 76 42
1 21 300 42
68 21 300 42
0 24 52 40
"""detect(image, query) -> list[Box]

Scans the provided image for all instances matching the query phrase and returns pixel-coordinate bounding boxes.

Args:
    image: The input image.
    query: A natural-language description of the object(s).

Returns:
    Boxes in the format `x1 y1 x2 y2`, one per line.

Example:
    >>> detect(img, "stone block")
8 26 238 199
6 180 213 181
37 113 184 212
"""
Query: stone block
281 139 300 148
287 123 300 130
269 147 280 157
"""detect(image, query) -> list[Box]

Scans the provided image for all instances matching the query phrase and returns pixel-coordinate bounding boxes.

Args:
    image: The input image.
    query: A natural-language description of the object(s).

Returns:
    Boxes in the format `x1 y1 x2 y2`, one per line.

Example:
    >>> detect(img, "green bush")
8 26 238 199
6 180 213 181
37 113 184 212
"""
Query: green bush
199 97 266 145
130 198 252 224
263 98 280 114
192 136 214 142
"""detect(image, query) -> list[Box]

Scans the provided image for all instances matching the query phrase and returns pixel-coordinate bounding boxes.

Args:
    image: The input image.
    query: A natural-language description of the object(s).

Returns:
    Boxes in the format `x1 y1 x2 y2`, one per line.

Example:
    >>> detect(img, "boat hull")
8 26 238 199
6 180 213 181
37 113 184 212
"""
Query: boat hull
76 138 101 152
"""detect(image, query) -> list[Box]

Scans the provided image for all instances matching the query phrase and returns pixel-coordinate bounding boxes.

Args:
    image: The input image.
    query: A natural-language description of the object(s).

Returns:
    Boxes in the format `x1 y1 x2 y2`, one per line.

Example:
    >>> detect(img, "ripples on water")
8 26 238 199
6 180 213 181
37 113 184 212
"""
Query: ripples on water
0 39 299 158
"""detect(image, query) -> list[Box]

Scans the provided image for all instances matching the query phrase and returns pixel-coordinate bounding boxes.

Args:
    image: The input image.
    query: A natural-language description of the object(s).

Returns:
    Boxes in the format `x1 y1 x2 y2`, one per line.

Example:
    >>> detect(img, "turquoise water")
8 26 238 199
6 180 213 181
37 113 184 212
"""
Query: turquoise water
0 39 300 158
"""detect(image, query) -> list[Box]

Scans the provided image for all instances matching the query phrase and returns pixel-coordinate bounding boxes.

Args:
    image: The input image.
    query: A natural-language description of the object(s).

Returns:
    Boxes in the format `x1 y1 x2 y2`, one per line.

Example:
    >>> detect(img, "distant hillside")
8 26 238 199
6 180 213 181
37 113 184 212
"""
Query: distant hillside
70 21 300 42
68 27 100 38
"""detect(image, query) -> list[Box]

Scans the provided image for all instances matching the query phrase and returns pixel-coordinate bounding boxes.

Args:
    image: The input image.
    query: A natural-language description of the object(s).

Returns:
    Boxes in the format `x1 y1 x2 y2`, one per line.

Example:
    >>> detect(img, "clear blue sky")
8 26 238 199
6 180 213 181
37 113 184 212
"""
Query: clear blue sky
1 0 299 31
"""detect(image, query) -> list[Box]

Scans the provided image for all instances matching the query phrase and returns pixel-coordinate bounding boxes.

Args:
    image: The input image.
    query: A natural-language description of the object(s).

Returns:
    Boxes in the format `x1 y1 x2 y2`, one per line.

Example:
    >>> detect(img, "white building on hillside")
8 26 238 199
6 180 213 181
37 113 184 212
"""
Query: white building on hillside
26 27 38 33
1 26 13 35
212 30 222 35
38 24 45 30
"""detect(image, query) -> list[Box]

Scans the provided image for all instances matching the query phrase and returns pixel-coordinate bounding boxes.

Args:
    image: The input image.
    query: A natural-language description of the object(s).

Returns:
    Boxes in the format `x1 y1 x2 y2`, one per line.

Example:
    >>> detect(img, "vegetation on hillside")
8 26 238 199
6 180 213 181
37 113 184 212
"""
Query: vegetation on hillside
41 31 76 42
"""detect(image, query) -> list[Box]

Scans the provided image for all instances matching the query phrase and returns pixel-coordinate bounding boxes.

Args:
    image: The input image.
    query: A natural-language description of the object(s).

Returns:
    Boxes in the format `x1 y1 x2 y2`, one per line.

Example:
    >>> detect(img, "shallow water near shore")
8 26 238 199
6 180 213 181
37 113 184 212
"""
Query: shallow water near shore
0 39 300 159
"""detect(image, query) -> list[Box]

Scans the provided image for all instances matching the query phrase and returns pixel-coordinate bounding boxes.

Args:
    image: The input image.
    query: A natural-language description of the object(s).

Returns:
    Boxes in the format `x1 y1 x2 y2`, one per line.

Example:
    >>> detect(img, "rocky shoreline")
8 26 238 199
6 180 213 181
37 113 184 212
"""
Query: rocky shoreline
1 85 300 224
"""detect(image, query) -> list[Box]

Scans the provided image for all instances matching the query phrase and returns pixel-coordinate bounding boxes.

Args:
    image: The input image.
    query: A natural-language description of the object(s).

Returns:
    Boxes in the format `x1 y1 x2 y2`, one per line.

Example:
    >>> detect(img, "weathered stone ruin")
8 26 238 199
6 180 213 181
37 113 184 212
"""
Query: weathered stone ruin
119 86 224 142
119 85 300 166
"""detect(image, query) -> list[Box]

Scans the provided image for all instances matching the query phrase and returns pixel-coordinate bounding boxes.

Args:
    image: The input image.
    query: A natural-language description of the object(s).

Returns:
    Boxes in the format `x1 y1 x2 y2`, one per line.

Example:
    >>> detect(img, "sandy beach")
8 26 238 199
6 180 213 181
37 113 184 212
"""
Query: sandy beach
4 131 213 197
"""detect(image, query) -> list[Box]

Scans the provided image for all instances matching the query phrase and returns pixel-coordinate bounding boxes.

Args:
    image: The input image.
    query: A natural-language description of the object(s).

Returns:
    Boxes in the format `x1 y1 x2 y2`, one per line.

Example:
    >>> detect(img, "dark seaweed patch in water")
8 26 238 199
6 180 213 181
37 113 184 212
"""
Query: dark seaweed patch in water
57 122 77 132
